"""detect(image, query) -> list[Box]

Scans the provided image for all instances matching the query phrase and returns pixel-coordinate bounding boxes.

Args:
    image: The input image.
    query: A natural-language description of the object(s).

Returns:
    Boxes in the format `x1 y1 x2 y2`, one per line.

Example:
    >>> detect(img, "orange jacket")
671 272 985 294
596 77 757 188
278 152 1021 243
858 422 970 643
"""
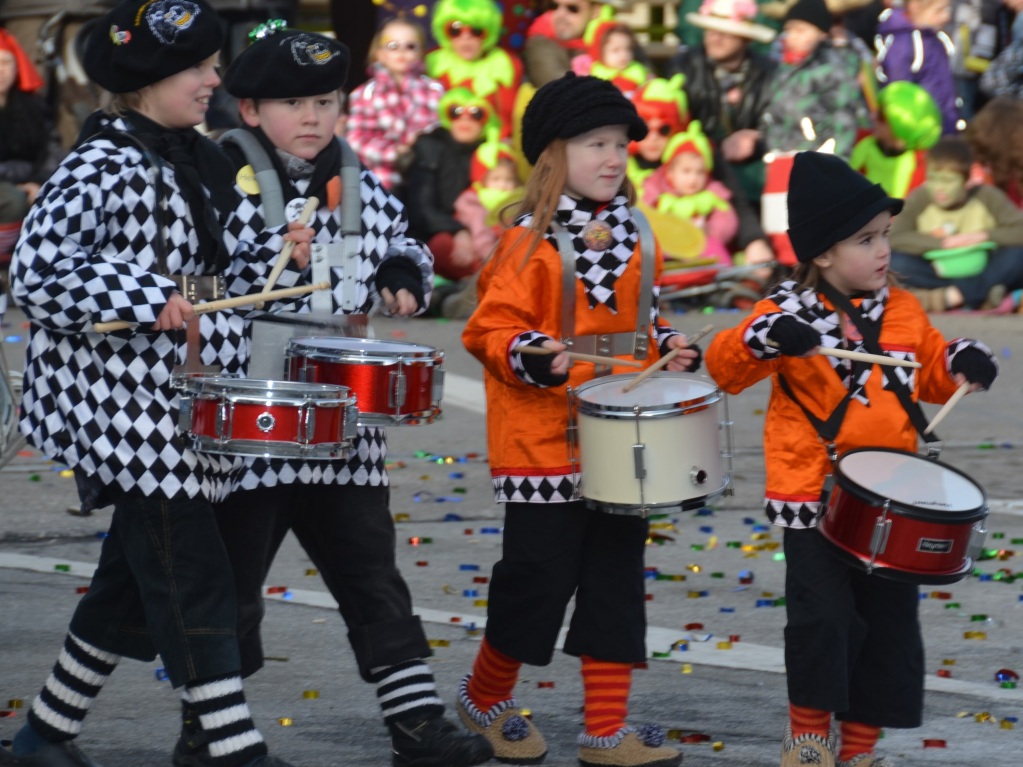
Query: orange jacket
463 223 676 499
705 287 962 526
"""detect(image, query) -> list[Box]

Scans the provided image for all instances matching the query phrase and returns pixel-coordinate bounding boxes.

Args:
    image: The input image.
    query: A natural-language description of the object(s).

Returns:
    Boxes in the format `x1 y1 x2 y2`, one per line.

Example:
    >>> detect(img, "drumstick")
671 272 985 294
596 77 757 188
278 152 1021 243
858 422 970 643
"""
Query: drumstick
513 345 644 369
765 340 922 369
92 282 330 333
621 323 715 393
256 196 319 309
923 381 970 435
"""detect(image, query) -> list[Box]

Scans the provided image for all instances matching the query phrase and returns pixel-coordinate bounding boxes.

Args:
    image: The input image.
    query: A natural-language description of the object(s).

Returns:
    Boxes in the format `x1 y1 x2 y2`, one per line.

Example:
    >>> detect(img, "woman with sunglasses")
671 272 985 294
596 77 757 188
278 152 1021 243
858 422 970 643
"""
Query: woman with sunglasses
425 0 523 138
346 16 444 193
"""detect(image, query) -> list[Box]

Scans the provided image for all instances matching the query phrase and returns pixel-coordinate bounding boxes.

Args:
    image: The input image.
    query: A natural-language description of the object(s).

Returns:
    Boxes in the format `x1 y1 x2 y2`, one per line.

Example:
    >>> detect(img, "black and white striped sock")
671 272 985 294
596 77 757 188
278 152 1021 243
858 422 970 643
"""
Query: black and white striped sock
185 674 267 766
371 660 445 726
28 632 119 742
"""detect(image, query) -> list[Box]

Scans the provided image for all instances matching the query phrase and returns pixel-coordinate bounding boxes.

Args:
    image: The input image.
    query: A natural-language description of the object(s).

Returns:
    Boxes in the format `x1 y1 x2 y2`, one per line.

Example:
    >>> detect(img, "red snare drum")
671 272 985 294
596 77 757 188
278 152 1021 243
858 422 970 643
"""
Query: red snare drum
818 448 988 584
178 376 357 459
286 337 444 426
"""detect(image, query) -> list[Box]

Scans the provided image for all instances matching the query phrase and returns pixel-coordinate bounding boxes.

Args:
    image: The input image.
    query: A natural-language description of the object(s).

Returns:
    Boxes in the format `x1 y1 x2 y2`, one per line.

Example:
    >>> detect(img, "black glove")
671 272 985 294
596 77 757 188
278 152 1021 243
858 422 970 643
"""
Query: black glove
765 314 821 356
520 338 569 387
950 346 997 390
659 336 702 373
375 255 425 310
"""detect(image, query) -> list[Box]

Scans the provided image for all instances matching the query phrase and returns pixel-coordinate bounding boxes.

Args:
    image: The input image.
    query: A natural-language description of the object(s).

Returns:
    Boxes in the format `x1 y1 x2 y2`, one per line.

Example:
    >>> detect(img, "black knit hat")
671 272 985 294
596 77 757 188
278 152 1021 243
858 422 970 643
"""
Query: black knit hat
783 0 834 33
521 72 648 165
787 152 903 263
84 0 224 93
224 26 349 99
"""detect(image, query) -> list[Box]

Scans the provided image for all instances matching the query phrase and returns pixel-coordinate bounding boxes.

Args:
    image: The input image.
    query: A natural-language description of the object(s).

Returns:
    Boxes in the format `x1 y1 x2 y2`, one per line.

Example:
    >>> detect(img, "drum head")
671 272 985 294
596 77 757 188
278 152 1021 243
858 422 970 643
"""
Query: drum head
576 372 720 417
837 448 985 517
288 336 439 360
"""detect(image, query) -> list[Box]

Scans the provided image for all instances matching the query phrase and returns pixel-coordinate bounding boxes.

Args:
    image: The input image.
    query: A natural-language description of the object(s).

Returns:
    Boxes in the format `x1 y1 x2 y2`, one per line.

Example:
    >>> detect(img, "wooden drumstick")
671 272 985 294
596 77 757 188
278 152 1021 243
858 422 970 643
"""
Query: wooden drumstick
92 282 330 333
255 196 319 309
513 345 644 369
923 381 970 435
621 324 714 393
765 340 922 369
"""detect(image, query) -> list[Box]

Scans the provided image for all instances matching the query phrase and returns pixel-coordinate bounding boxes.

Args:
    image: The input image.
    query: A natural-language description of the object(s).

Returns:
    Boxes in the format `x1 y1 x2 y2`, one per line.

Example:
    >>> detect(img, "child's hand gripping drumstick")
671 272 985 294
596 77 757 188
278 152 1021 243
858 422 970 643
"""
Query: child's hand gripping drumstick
622 324 714 393
764 339 922 369
513 345 644 368
256 196 319 309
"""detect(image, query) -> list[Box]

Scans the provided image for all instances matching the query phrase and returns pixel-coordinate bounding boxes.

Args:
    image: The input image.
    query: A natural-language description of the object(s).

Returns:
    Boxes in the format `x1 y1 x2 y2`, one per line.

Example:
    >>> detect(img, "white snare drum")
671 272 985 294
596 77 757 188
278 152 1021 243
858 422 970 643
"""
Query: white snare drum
286 337 444 426
177 376 357 459
573 372 729 515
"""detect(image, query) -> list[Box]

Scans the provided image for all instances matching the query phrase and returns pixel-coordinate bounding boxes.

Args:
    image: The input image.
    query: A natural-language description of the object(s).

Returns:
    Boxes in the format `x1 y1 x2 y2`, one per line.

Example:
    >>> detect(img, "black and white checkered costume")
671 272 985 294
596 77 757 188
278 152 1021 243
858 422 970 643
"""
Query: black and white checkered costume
224 158 433 492
11 116 287 502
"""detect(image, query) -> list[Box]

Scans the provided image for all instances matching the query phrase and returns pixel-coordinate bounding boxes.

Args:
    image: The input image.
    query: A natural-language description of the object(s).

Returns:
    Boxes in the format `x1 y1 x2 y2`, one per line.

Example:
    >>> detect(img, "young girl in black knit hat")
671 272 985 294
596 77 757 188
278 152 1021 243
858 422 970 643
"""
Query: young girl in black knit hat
456 72 703 767
706 151 999 767
2 2 315 766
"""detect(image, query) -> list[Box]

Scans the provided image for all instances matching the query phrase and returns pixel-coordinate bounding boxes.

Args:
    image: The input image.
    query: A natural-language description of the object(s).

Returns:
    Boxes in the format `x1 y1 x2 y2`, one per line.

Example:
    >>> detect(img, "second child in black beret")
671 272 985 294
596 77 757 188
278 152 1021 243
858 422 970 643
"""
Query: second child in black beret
223 25 350 98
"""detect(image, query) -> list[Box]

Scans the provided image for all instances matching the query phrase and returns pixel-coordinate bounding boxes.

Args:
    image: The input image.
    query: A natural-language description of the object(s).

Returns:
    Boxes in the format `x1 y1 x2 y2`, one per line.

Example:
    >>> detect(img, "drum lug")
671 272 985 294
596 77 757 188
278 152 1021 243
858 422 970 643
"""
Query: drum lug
925 441 943 461
967 519 988 561
433 368 445 406
177 395 193 434
632 443 647 480
867 500 893 572
343 404 359 441
389 369 407 412
297 403 315 445
216 398 234 442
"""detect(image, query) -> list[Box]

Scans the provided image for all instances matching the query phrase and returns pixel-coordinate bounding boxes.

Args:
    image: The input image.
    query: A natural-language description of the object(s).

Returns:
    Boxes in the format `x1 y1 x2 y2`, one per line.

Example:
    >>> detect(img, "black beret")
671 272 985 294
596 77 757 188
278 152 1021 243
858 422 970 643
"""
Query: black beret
521 72 648 165
84 0 224 93
784 0 834 34
223 28 350 99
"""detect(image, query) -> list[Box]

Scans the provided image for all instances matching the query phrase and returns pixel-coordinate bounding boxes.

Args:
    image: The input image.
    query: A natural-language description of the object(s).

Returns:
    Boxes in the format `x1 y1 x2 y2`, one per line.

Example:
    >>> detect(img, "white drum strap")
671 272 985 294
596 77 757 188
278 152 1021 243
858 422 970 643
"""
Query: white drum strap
311 138 363 313
554 207 654 363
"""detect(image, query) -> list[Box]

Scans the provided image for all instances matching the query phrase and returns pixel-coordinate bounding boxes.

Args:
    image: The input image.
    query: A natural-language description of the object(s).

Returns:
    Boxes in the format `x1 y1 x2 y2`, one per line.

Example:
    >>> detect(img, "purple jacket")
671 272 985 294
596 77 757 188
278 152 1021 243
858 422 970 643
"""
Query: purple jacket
876 8 959 134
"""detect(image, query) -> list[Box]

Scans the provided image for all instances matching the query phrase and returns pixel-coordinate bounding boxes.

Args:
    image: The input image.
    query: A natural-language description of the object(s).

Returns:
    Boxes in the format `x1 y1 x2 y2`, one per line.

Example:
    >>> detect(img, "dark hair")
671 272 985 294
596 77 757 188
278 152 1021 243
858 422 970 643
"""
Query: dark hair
926 136 972 177
966 97 1023 193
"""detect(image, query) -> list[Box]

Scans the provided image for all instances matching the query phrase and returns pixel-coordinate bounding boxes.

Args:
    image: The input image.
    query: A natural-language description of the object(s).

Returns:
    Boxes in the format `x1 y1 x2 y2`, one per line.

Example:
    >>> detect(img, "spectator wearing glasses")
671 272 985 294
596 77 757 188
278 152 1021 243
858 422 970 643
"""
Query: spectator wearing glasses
523 0 606 87
346 16 444 194
426 0 523 138
405 88 496 282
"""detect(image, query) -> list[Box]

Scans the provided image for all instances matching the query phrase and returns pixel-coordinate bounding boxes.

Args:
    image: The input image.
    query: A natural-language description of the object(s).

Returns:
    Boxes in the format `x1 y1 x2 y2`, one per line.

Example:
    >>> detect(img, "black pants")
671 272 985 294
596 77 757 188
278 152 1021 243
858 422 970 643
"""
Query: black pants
484 501 650 666
783 528 924 727
214 483 430 681
70 495 241 688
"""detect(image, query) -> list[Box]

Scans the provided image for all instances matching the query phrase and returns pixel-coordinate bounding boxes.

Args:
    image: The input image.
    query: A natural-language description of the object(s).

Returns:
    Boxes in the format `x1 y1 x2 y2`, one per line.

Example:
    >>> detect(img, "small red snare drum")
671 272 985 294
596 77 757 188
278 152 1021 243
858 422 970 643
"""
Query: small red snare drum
177 376 357 459
818 448 988 584
286 337 444 426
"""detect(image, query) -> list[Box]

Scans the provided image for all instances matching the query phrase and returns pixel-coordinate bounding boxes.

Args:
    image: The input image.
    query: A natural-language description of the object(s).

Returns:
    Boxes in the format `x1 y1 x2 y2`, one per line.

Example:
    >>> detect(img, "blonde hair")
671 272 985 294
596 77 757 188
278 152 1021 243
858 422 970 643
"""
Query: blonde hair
501 139 636 270
108 91 143 116
369 17 426 69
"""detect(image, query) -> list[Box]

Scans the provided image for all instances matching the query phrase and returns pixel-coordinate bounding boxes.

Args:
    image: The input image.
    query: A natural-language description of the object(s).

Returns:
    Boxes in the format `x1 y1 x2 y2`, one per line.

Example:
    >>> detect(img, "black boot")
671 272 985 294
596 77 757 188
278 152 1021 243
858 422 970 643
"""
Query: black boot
172 703 214 767
389 714 494 767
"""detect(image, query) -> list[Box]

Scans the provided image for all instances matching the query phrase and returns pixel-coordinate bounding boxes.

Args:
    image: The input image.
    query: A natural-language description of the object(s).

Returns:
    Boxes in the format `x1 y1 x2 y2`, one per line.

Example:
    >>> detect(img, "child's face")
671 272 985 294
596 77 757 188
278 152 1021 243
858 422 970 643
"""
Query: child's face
601 31 634 71
483 163 518 191
873 119 906 154
565 124 629 202
926 167 967 209
445 20 486 62
636 120 671 162
376 23 422 77
783 20 828 57
0 50 16 97
446 103 488 144
813 210 893 295
908 0 951 30
137 53 220 129
240 92 342 160
666 151 708 197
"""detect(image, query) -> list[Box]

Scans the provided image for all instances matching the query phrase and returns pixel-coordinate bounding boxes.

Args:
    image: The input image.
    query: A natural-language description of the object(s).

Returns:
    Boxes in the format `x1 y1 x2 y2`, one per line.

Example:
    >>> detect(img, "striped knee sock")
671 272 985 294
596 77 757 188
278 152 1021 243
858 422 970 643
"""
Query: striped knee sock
789 702 832 739
185 674 267 767
839 720 881 762
371 660 444 725
27 632 120 744
465 636 521 712
581 656 632 739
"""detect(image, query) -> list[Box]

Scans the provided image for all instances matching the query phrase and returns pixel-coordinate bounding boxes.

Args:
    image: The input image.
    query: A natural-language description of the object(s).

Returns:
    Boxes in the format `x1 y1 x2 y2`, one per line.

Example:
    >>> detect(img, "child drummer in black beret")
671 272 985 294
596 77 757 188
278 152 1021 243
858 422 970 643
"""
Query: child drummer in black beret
199 22 493 767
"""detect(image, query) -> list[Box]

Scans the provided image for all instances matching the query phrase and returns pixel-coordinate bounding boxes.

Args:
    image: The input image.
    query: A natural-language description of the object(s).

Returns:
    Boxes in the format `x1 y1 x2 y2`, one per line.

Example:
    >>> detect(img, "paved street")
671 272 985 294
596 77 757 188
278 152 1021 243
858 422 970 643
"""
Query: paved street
2 306 1022 766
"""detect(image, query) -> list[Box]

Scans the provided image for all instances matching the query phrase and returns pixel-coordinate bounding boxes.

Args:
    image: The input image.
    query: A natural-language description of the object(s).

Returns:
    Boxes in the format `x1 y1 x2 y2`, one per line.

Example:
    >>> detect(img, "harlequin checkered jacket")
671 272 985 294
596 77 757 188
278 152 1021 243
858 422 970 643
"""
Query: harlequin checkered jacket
11 116 288 503
226 158 434 492
705 281 996 529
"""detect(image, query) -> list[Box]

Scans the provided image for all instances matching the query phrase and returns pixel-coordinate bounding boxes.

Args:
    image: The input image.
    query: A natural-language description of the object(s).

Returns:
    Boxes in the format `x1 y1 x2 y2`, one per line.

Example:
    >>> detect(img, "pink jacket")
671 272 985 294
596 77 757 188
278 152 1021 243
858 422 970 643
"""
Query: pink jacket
453 187 500 263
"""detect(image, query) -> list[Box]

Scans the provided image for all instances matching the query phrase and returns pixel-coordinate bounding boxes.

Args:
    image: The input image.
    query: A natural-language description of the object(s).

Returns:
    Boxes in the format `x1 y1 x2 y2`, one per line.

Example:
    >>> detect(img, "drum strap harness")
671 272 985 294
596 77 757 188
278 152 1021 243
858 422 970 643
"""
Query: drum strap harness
552 207 655 374
220 130 363 314
778 281 941 463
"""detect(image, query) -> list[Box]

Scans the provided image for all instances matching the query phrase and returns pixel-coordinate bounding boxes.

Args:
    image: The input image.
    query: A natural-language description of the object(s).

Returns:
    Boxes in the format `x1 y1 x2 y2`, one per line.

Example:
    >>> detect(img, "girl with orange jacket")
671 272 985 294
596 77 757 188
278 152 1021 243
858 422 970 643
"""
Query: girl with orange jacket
705 151 998 767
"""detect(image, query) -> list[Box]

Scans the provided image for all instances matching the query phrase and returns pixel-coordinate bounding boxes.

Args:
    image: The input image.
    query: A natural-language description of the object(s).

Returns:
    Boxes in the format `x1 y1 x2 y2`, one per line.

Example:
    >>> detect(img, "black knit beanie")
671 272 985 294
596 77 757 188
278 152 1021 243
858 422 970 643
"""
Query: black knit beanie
224 27 350 99
521 72 648 165
787 152 903 263
784 0 834 33
84 0 224 93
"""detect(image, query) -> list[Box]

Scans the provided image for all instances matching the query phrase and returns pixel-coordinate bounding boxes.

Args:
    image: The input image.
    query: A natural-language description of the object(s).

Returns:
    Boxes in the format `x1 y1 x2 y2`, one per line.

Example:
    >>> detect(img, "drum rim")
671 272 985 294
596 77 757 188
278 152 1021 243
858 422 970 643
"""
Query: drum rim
574 372 721 418
182 377 354 403
820 534 975 585
287 336 443 361
833 447 988 522
187 435 351 458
